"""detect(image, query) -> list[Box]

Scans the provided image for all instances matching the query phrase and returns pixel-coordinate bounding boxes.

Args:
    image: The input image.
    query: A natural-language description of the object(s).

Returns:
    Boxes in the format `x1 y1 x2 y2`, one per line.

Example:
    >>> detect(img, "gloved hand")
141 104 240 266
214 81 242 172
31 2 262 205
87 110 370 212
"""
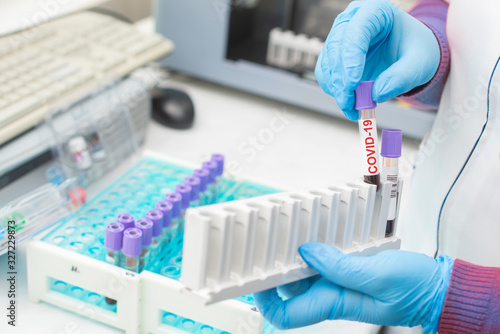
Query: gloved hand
254 242 454 333
315 0 440 120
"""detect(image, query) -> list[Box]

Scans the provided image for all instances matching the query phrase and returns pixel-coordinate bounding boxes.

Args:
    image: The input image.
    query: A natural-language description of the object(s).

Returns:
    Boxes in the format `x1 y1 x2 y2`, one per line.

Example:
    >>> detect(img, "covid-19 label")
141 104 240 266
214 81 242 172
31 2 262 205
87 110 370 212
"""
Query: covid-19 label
358 118 380 176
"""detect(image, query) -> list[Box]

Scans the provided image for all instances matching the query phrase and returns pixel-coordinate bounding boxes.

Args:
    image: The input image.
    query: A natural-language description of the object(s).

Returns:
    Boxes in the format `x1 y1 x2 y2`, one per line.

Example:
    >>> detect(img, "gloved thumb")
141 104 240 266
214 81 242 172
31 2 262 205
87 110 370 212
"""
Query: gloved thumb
373 57 430 103
298 242 377 295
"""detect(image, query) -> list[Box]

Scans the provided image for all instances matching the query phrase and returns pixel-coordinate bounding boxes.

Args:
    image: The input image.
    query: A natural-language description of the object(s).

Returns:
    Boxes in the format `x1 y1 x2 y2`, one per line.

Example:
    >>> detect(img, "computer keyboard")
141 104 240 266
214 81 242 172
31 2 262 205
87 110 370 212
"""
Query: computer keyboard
0 11 174 145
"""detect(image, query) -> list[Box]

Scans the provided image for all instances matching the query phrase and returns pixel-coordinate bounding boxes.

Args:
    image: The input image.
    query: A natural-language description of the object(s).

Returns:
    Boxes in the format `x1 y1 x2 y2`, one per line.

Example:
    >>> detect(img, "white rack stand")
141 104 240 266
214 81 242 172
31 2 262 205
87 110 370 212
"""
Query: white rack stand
27 241 266 334
181 179 403 304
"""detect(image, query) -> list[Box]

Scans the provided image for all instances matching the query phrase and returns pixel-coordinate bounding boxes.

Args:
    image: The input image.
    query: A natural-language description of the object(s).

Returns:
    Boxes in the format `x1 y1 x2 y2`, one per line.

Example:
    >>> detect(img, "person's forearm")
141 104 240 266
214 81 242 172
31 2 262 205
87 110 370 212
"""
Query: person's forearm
398 0 450 110
438 259 500 333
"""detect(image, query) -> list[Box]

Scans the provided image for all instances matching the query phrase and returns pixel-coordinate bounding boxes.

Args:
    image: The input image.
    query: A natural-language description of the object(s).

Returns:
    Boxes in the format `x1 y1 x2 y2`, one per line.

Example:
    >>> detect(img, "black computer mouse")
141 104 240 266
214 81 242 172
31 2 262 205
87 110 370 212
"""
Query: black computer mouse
152 88 195 129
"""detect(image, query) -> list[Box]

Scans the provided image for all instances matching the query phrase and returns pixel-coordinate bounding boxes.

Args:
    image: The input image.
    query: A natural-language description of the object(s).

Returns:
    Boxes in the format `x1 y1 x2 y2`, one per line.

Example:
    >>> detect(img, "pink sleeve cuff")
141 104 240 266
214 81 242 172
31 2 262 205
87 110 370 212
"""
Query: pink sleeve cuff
438 259 500 334
398 0 450 110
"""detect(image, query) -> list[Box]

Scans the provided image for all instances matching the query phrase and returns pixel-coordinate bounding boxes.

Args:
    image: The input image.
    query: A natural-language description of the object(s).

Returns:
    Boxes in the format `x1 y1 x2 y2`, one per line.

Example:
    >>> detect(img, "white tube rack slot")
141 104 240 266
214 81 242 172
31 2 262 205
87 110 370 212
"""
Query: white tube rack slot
181 179 403 304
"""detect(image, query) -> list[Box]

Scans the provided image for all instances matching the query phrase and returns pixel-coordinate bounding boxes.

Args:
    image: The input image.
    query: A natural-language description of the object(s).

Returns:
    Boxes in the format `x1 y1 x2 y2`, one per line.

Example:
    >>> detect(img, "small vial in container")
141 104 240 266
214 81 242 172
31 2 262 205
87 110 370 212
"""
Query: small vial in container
355 81 380 189
147 209 165 256
105 222 125 266
165 193 182 241
122 228 142 273
211 153 225 196
117 213 135 230
135 218 153 271
185 176 201 207
154 202 172 244
194 168 210 205
68 136 92 170
202 161 218 204
380 129 402 237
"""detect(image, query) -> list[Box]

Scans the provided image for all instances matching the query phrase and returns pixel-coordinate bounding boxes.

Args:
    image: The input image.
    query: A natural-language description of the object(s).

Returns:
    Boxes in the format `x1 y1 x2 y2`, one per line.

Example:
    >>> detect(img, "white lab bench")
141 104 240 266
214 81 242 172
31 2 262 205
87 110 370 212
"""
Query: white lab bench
0 71 422 334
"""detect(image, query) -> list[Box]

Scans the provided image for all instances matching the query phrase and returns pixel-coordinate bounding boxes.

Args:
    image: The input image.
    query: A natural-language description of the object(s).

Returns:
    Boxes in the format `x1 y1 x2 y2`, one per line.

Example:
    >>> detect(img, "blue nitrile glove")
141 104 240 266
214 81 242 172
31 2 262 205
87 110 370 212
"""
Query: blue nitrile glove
315 0 440 120
254 242 454 334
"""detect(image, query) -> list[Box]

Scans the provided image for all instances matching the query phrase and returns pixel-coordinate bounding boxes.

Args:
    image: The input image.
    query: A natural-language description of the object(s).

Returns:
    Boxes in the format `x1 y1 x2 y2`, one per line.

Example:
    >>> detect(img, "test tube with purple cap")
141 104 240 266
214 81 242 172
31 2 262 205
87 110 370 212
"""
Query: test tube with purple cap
135 218 153 271
355 81 381 189
380 129 402 237
194 168 210 205
211 153 224 199
122 228 142 273
202 160 218 204
155 201 172 244
105 222 125 266
185 176 201 207
147 208 165 256
117 213 135 229
175 184 192 233
165 192 182 241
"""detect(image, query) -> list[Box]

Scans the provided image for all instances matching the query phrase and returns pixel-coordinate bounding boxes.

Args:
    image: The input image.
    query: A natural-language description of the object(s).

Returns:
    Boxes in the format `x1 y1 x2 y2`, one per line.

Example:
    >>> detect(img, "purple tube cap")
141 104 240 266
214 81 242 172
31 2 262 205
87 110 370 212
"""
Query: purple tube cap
105 222 125 251
211 154 224 176
185 176 200 200
146 209 164 236
176 184 192 209
135 219 153 247
165 193 182 218
381 129 403 158
355 81 377 110
194 168 209 192
122 228 142 257
154 202 172 228
203 161 217 183
117 213 135 229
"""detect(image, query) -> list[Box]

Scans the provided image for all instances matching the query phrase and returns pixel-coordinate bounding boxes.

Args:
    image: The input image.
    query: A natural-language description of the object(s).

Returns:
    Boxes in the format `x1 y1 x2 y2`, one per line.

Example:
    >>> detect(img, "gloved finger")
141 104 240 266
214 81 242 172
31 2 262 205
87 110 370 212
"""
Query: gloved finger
254 279 379 329
278 275 321 299
319 33 357 119
373 57 424 102
298 242 381 296
341 0 395 92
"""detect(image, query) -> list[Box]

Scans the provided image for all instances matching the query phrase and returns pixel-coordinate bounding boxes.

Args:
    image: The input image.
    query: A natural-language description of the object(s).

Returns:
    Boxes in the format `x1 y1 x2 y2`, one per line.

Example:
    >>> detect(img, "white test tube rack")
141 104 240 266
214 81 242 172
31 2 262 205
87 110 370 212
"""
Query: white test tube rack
181 179 403 304
26 176 402 334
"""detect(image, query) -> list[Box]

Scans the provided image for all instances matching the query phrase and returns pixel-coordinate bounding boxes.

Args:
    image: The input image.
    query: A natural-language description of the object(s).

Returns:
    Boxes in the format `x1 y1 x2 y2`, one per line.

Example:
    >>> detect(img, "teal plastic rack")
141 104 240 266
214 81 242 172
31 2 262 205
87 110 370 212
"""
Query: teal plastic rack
34 156 279 334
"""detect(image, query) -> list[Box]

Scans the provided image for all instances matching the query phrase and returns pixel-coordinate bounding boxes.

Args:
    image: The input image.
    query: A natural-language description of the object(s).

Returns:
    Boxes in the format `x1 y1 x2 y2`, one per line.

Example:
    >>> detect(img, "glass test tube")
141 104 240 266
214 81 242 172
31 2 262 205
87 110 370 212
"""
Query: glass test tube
105 222 125 266
355 81 381 189
380 129 402 237
211 153 225 197
122 228 143 273
175 184 192 233
135 219 153 271
147 209 165 256
202 161 218 204
117 213 135 230
194 168 210 205
185 176 201 207
165 193 182 241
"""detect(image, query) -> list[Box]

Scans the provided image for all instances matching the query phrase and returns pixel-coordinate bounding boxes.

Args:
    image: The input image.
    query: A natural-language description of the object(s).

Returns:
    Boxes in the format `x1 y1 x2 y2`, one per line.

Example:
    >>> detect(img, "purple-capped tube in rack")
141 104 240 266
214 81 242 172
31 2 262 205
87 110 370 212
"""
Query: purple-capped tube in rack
105 222 124 266
211 154 224 176
147 209 165 256
194 168 210 205
211 154 224 205
203 160 218 204
165 193 183 240
122 228 142 273
185 176 201 206
117 213 135 230
175 184 192 211
165 193 182 219
154 202 172 244
135 219 153 271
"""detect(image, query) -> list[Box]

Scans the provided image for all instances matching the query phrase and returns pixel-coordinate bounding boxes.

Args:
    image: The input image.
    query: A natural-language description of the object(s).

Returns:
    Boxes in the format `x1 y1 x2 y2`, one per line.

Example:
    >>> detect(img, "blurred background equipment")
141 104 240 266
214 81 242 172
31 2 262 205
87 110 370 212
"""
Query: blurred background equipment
154 0 431 139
